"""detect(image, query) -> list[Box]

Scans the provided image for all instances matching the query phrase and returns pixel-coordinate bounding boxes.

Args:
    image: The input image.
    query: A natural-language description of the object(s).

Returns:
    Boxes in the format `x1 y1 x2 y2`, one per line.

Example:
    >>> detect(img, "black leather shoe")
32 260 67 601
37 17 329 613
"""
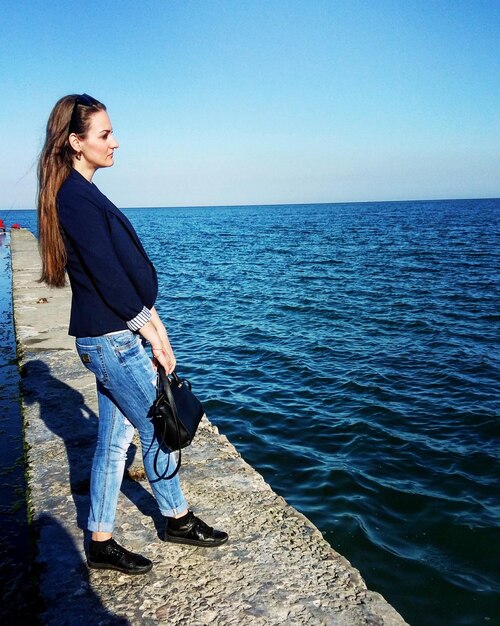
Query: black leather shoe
87 538 153 575
165 512 228 547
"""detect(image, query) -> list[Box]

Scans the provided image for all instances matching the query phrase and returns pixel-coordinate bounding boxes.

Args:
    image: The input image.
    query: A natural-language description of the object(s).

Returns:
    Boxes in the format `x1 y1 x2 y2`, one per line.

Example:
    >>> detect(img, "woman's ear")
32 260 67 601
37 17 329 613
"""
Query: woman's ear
68 132 81 153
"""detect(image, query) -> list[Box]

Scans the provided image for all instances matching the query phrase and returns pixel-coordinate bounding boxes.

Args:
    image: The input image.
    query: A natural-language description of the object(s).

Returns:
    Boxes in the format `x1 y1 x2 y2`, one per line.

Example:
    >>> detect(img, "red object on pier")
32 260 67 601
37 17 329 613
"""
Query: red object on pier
11 223 21 229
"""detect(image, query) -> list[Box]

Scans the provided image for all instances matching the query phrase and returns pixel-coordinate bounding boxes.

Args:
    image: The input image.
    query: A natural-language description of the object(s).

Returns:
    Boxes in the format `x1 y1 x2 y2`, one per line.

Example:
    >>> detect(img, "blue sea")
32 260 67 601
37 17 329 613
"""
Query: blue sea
1 198 499 626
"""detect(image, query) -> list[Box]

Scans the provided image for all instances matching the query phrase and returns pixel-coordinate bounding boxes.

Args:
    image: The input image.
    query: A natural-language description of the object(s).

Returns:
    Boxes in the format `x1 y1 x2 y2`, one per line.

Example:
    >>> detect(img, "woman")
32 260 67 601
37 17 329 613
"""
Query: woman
37 93 227 575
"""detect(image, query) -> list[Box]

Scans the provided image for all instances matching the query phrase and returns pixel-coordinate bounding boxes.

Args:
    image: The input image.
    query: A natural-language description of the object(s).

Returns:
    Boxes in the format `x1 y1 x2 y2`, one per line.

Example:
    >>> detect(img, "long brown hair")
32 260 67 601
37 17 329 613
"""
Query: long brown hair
37 94 105 286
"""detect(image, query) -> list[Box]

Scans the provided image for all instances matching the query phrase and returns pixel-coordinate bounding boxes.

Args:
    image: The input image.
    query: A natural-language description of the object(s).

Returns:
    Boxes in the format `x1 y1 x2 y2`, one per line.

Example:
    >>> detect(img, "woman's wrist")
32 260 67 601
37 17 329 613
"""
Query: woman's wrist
156 326 169 340
138 321 162 347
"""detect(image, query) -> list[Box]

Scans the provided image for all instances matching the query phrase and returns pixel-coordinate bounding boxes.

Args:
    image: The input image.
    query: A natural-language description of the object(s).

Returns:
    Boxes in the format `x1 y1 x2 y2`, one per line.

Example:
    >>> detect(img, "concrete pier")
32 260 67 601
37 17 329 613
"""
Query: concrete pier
12 229 408 626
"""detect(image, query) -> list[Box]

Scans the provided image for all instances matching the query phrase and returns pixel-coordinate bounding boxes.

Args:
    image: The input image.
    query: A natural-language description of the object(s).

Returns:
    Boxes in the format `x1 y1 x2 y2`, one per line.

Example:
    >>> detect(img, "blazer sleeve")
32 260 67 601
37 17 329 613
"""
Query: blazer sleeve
58 186 149 324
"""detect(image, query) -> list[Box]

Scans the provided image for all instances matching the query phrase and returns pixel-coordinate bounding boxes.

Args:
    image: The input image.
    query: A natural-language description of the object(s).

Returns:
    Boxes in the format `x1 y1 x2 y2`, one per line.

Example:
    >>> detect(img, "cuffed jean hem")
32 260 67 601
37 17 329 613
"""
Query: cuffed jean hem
159 498 189 519
87 495 189 532
87 521 116 533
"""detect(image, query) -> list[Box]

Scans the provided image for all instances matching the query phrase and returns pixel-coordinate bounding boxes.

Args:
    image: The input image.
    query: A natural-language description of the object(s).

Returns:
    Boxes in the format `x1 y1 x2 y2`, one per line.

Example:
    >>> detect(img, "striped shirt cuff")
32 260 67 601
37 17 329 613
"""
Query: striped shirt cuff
126 306 152 331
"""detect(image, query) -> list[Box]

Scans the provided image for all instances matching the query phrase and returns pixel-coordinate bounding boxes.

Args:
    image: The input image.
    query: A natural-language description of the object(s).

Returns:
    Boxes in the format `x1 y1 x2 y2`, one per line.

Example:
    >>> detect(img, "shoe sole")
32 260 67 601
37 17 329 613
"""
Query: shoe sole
87 560 153 575
164 535 228 547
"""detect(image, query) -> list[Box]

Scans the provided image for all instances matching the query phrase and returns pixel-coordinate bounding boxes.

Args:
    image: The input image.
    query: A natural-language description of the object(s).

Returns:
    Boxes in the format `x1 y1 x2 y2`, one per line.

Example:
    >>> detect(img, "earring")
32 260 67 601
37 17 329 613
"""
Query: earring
76 152 82 161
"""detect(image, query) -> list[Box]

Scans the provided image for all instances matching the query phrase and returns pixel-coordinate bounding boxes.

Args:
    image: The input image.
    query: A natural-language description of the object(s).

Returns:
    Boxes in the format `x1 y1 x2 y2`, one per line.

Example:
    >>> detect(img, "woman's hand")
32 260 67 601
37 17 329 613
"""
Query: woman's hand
151 340 176 374
138 318 177 374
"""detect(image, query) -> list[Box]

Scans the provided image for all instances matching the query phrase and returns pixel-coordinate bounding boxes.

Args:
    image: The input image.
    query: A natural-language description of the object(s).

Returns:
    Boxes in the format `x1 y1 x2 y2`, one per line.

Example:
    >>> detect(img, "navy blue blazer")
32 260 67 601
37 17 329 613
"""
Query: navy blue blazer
57 169 158 337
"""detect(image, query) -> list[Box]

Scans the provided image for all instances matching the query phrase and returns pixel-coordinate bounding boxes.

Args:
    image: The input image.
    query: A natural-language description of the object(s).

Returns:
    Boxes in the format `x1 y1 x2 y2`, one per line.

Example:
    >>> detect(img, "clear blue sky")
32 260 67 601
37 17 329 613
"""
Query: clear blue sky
1 0 499 208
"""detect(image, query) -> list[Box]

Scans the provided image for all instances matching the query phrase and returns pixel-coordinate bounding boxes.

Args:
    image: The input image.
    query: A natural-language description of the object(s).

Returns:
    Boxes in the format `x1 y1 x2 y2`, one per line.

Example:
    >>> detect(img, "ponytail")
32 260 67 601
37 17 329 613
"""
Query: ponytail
37 94 105 286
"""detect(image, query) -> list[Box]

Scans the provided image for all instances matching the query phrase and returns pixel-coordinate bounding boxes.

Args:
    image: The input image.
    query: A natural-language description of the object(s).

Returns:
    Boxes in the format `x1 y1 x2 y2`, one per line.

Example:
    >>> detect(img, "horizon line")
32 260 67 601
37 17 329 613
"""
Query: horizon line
2 195 499 212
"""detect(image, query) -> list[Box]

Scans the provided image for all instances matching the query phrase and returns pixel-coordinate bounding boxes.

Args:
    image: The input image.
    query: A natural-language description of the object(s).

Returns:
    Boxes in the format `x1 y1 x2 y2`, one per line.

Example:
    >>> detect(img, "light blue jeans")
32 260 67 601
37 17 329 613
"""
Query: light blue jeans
75 331 187 533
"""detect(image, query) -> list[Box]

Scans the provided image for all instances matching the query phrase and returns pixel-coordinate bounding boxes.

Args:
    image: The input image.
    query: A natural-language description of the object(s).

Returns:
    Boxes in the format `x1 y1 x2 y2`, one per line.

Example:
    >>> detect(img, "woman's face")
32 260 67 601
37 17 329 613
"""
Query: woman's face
76 110 119 173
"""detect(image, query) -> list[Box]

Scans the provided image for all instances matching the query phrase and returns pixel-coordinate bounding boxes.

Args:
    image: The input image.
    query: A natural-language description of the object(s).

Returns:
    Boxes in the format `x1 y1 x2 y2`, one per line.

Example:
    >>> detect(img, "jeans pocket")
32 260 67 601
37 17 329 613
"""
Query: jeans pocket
75 342 110 384
109 333 145 365
108 331 137 350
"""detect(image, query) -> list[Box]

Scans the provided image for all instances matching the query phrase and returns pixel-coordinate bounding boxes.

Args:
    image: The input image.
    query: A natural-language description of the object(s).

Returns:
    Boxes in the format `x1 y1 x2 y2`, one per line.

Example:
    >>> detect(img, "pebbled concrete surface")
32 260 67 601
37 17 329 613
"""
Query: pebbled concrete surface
12 229 409 626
